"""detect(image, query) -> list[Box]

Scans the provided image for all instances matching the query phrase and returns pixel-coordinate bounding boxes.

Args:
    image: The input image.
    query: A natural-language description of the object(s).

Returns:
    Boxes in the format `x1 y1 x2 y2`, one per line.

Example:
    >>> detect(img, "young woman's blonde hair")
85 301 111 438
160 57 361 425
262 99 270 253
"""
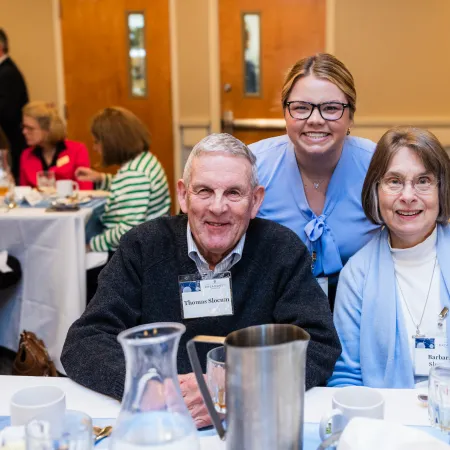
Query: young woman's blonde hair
90 107 151 166
281 53 357 119
22 101 66 145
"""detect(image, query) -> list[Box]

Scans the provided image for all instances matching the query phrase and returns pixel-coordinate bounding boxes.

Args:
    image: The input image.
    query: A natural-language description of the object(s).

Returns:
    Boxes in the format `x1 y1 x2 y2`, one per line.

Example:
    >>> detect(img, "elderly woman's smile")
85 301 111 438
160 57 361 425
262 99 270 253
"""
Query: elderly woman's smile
378 146 439 249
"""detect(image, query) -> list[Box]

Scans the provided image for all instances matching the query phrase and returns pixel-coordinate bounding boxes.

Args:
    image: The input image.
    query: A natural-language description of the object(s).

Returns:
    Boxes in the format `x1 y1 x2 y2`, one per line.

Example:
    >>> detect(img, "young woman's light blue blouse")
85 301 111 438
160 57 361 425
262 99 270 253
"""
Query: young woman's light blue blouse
249 134 379 277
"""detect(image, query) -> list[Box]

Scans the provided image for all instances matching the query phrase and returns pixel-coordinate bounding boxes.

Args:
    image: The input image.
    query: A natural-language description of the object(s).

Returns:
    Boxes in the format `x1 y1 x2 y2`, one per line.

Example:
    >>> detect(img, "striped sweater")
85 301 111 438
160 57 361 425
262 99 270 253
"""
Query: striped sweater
90 151 171 252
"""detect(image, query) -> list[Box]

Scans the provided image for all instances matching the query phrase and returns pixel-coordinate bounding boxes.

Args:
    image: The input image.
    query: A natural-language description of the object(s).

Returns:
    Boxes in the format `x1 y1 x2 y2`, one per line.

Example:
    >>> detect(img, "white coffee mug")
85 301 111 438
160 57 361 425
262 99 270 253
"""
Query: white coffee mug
10 385 66 429
319 386 384 441
56 180 79 198
14 186 32 202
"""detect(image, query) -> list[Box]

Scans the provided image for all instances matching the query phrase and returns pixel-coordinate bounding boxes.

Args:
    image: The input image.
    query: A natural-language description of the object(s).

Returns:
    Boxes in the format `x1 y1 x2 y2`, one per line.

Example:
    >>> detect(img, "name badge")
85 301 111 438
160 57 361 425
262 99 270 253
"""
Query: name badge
414 336 449 376
179 272 233 319
56 155 70 167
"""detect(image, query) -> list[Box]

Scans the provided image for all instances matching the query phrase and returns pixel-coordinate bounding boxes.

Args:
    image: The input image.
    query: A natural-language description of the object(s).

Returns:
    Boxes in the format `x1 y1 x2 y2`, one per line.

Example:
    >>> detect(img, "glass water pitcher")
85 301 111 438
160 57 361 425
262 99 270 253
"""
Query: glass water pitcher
109 323 200 450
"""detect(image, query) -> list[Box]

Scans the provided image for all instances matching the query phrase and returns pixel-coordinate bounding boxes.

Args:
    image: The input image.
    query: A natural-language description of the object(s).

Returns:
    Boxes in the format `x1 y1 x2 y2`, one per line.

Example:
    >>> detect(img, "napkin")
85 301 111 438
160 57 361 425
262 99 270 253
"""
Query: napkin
338 417 450 450
0 426 25 450
24 190 43 207
0 251 12 273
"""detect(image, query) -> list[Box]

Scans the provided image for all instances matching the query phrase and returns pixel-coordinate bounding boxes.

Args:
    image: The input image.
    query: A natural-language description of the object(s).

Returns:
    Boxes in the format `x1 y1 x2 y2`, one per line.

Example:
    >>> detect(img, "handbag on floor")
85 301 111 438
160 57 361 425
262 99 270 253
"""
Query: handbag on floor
12 330 58 377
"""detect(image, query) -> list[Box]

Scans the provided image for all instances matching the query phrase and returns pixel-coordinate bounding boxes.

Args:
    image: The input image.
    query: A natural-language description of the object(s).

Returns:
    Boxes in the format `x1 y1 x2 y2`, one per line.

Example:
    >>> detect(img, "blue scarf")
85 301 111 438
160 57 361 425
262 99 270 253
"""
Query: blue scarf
361 225 450 387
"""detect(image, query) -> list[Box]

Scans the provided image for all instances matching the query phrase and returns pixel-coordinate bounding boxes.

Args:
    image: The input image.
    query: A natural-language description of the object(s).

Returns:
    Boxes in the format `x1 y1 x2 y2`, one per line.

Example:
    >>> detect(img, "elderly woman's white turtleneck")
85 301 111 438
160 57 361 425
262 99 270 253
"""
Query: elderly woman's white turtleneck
390 227 443 364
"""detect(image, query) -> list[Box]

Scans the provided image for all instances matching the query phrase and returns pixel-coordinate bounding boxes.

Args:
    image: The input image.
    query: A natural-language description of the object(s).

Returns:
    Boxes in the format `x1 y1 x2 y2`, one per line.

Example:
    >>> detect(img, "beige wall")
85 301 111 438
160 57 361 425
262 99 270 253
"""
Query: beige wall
6 0 450 151
174 0 213 155
0 0 61 107
333 0 450 144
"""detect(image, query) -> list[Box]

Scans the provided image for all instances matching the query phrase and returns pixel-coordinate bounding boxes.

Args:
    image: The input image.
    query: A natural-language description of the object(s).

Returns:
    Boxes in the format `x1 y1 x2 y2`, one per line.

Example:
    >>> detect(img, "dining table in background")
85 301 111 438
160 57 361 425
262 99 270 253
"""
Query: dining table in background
0 194 106 374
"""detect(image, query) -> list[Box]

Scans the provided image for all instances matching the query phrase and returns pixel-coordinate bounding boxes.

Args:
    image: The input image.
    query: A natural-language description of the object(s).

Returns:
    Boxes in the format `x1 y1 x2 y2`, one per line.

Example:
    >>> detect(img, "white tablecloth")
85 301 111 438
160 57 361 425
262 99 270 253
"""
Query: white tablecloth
0 376 429 426
0 207 94 373
0 376 433 450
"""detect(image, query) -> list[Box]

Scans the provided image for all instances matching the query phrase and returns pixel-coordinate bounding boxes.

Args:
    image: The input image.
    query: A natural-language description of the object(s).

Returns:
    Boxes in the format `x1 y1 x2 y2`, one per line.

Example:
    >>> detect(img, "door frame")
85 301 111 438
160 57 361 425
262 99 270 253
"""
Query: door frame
52 0 183 197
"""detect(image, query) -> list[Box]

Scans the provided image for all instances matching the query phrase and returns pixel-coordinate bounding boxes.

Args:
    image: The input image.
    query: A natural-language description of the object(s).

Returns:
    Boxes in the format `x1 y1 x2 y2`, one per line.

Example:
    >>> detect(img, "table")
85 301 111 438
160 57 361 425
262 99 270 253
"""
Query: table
0 200 104 373
0 376 441 449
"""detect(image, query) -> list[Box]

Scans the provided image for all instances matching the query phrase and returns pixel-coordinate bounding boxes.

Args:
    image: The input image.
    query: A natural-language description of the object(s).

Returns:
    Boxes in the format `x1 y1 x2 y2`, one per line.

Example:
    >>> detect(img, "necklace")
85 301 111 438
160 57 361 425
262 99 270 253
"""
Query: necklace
395 256 437 338
303 176 327 190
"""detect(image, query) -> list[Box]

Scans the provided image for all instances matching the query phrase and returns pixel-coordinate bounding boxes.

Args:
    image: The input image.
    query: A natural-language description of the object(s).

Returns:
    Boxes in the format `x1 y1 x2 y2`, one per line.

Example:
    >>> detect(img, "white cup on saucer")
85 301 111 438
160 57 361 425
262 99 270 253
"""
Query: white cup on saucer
14 186 32 203
56 180 79 198
10 385 66 430
319 386 384 441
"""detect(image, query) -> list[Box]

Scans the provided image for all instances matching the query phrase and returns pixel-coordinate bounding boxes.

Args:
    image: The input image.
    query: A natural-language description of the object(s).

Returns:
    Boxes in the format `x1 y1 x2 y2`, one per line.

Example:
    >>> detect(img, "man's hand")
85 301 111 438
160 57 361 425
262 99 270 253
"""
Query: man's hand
179 373 212 429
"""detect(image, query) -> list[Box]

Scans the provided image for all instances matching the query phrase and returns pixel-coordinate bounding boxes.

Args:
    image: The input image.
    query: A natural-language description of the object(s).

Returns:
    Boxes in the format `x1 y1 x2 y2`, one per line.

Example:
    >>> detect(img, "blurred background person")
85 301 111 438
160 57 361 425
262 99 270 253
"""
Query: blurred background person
0 29 29 184
250 53 379 307
329 127 450 388
19 101 93 189
76 106 171 253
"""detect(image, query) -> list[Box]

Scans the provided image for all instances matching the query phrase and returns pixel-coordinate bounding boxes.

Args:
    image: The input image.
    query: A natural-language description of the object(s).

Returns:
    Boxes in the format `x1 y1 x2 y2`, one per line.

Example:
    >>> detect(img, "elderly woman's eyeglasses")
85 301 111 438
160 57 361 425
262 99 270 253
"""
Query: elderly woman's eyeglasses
379 175 439 195
285 101 349 121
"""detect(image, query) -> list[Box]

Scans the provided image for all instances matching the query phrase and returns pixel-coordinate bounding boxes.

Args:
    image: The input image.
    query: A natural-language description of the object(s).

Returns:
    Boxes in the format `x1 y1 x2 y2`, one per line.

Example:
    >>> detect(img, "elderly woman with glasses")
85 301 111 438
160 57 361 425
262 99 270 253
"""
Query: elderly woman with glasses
19 101 93 189
329 127 450 388
250 53 379 306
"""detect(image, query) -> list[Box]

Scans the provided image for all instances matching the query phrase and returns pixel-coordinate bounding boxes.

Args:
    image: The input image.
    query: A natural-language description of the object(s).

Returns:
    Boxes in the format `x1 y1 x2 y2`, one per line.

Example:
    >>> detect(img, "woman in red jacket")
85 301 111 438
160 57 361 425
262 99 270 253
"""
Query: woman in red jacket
19 101 93 189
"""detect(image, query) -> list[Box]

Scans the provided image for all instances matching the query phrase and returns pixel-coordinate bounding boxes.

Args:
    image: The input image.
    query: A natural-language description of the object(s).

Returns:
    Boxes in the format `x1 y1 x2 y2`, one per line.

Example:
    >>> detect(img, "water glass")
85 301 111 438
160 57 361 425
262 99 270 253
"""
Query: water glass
207 346 226 414
36 171 56 196
429 363 450 439
26 409 93 450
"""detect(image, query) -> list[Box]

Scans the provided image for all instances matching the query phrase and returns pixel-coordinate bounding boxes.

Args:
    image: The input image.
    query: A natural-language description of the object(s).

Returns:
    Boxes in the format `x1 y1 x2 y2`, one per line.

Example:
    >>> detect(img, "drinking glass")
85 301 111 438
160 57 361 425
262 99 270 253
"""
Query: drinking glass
429 363 450 442
207 346 226 414
0 149 14 209
36 171 56 197
26 409 93 450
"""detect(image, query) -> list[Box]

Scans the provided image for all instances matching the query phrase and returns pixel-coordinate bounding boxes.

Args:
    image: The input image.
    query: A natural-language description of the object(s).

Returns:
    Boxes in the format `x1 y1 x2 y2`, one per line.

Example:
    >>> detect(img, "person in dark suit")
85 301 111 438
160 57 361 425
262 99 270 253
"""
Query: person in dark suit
0 29 29 183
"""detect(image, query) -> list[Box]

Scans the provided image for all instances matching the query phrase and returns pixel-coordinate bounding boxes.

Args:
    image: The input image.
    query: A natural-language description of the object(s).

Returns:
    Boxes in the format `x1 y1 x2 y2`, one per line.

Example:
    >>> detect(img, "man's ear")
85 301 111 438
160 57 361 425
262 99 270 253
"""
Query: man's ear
250 185 265 219
177 179 188 213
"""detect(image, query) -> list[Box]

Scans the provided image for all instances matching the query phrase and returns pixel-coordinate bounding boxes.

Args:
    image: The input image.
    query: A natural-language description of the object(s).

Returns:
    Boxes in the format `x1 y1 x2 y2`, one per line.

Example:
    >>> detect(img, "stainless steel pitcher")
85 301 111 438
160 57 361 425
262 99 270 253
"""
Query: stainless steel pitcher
187 324 310 450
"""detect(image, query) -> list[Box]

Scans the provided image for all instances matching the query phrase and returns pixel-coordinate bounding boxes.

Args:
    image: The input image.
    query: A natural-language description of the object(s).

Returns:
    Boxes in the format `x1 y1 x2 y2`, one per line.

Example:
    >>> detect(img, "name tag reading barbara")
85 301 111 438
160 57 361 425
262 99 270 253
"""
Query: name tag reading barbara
179 272 233 319
414 336 449 376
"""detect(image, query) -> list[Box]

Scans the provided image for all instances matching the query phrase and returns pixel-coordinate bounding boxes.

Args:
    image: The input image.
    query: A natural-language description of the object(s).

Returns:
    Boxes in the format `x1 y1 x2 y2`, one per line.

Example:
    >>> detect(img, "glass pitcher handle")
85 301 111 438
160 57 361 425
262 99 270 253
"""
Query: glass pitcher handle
187 335 226 440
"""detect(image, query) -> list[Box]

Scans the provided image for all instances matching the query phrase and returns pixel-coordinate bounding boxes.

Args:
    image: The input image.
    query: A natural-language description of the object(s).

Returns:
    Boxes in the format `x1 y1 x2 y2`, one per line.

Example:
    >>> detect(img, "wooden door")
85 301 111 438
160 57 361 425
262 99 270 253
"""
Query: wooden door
219 0 325 144
60 0 174 200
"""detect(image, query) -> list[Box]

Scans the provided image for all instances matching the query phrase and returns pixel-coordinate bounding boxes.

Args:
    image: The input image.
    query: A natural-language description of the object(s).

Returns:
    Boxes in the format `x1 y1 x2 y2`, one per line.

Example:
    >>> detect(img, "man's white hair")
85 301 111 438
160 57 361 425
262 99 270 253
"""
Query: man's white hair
183 133 259 188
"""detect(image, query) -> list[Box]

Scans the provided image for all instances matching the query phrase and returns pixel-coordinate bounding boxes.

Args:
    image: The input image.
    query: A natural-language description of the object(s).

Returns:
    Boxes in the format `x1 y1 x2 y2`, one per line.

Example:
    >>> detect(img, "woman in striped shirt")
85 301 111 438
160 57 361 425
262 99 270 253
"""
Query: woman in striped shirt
76 107 171 252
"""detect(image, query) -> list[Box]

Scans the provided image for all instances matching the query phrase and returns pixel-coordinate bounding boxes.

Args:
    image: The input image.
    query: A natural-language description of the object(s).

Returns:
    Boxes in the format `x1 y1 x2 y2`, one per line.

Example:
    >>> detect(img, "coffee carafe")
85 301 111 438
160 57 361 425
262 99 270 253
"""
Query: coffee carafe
187 323 310 450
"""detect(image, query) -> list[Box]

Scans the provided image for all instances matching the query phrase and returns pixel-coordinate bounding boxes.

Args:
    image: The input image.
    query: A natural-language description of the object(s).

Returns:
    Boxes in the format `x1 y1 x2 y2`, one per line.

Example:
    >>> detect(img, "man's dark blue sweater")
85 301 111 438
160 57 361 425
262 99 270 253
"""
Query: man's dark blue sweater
61 215 340 400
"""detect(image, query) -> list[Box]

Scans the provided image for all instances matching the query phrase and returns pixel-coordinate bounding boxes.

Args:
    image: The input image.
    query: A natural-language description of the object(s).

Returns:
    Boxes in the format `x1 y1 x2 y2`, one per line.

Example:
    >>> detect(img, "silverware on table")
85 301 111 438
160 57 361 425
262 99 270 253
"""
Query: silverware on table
93 425 113 446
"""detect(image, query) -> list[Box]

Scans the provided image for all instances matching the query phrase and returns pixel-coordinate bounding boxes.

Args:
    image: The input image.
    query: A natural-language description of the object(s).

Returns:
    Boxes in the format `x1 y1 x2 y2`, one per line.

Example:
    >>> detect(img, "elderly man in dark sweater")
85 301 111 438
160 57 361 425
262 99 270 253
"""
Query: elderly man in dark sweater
62 133 340 427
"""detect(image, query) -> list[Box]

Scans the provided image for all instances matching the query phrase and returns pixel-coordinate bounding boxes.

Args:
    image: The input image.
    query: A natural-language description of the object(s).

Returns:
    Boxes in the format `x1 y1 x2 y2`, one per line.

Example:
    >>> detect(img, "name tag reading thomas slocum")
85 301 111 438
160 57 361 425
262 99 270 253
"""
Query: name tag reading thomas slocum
180 274 234 320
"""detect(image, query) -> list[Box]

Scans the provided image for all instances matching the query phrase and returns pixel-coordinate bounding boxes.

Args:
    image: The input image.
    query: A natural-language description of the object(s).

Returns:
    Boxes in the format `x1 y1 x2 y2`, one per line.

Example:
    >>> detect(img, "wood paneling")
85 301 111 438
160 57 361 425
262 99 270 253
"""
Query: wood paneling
61 0 174 200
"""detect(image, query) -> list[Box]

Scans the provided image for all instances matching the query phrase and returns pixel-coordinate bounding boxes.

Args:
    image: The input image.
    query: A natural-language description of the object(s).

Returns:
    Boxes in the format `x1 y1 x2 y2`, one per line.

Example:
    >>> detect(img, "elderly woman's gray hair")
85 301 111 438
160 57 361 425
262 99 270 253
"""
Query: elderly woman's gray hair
183 133 259 188
362 126 450 225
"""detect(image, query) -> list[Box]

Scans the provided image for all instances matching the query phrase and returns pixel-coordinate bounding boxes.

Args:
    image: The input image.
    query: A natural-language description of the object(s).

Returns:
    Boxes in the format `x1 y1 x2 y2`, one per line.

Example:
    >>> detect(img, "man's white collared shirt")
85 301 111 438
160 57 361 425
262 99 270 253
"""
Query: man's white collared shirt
186 223 245 275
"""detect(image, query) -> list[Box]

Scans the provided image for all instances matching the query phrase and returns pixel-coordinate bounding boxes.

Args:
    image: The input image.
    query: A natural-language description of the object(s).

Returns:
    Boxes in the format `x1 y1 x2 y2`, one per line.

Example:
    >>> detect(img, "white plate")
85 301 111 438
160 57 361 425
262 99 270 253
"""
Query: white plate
55 196 92 206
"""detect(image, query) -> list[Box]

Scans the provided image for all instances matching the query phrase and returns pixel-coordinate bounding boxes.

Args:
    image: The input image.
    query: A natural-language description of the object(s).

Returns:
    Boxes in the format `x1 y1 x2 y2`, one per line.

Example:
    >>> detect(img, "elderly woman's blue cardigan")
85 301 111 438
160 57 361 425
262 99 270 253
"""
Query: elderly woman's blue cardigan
328 224 450 388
